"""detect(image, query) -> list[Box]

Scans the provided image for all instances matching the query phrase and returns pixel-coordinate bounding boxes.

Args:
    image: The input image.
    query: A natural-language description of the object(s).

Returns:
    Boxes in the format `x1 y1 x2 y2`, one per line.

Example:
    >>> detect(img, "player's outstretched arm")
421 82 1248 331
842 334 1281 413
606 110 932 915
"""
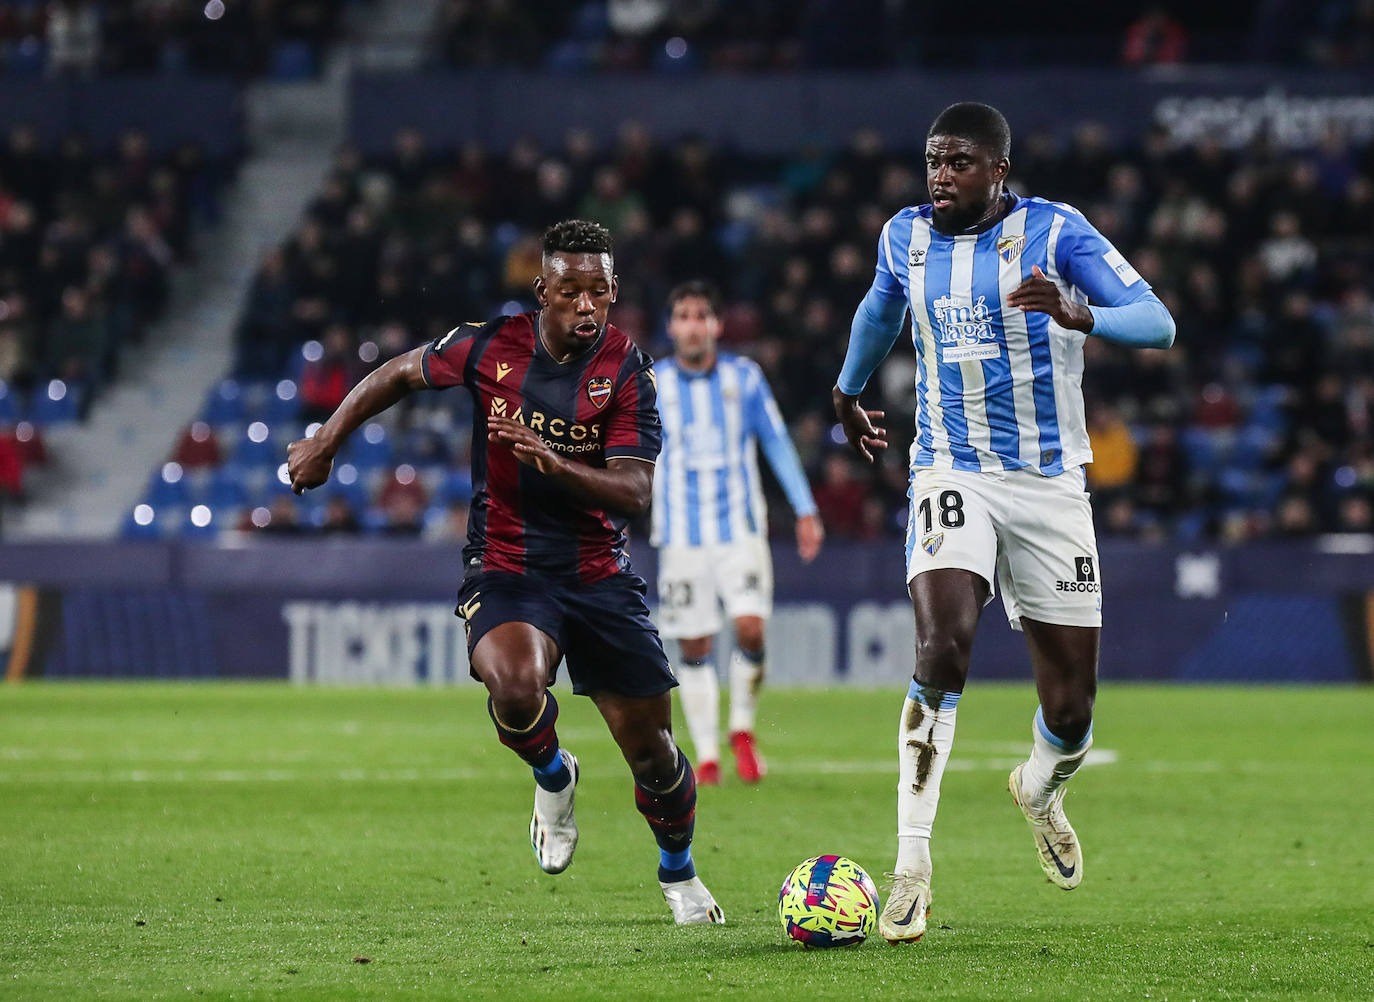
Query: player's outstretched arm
286 346 430 494
488 415 654 516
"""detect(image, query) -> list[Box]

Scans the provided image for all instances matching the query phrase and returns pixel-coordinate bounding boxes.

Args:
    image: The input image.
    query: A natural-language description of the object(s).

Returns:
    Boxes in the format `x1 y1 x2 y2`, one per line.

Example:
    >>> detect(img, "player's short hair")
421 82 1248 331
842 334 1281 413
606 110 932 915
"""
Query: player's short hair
667 279 721 317
542 219 614 259
928 102 1011 160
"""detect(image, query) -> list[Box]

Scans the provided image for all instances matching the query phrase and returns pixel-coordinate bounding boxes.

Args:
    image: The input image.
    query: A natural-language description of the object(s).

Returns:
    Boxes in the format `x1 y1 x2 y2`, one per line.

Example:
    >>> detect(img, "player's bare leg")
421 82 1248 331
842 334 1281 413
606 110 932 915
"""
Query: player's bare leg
881 569 983 944
727 615 767 783
674 635 721 785
1009 619 1098 890
594 690 724 925
475 623 579 874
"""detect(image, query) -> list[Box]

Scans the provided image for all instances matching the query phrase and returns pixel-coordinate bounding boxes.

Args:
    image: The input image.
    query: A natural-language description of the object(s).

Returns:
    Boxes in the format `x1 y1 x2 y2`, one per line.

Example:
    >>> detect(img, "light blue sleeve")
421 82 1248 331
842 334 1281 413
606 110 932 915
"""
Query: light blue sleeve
1088 293 1175 349
1054 207 1153 308
746 364 818 518
836 283 908 396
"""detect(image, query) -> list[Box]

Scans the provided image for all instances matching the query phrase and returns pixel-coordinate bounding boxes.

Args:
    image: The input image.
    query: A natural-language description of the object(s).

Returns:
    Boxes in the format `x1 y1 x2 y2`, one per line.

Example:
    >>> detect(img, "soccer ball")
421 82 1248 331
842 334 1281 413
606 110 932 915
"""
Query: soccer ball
778 855 880 948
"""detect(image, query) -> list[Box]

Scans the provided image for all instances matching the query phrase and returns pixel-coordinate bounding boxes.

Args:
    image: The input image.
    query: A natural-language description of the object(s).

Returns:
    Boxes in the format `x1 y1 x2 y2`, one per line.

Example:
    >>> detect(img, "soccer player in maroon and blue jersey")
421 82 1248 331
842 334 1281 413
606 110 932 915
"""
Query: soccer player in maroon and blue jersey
287 220 723 925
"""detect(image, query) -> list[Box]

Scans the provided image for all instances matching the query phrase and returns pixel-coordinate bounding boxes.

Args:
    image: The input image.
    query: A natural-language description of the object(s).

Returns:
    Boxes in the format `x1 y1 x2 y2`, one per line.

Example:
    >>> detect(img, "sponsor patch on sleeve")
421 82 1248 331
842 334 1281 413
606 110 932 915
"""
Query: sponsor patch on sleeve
1102 248 1142 287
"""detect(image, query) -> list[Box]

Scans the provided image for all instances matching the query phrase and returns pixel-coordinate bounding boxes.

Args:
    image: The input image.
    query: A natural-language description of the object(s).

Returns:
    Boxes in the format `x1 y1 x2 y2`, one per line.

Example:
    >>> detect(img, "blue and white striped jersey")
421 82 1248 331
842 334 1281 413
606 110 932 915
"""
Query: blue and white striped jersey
873 193 1153 476
651 352 817 548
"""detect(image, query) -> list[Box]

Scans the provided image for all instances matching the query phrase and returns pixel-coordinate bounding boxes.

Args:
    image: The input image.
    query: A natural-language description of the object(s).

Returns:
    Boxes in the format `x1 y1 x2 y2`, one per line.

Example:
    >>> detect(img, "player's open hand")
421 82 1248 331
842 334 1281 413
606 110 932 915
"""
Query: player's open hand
488 415 564 476
1007 266 1093 331
832 389 888 463
286 436 334 495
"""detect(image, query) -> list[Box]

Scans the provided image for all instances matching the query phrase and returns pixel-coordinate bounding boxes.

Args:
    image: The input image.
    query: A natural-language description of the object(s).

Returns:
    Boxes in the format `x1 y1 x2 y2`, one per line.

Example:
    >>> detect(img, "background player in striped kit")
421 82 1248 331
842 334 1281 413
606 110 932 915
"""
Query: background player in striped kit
651 280 823 784
286 221 723 925
831 104 1175 943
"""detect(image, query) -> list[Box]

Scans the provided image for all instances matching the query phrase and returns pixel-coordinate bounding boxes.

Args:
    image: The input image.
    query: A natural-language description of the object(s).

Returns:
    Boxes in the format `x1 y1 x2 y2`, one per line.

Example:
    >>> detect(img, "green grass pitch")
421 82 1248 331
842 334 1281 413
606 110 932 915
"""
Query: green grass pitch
2 682 1371 1001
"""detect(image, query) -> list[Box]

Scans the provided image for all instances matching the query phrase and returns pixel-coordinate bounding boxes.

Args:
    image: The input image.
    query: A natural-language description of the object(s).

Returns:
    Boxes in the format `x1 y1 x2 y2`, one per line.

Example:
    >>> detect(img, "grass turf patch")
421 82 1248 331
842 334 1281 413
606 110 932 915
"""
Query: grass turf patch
1 682 1370 1001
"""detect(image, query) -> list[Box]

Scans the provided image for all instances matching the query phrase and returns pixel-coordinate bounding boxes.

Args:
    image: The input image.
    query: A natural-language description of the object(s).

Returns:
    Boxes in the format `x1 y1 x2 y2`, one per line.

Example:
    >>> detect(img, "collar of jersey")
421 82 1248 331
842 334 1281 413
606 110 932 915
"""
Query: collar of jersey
928 189 1021 237
534 310 605 365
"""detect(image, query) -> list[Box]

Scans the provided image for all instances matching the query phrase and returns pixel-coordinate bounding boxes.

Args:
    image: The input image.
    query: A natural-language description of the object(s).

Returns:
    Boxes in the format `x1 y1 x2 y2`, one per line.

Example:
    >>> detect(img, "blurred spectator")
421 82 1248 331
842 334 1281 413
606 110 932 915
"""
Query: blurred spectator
377 464 429 536
0 428 24 500
47 1 101 77
811 452 870 539
171 421 222 469
1122 6 1188 65
259 495 304 535
45 286 106 386
1086 401 1139 499
321 496 361 535
298 325 358 424
236 249 297 377
218 113 1374 544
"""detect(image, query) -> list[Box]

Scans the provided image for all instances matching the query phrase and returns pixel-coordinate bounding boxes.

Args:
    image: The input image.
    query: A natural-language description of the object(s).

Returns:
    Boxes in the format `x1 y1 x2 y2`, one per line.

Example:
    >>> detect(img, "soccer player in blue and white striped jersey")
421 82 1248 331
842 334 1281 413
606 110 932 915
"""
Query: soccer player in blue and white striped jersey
832 104 1175 944
652 281 823 785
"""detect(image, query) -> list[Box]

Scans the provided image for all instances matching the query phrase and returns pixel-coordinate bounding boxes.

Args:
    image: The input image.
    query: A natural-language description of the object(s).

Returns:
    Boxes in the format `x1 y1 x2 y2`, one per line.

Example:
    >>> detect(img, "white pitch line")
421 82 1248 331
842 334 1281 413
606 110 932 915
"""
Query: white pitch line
0 750 1121 784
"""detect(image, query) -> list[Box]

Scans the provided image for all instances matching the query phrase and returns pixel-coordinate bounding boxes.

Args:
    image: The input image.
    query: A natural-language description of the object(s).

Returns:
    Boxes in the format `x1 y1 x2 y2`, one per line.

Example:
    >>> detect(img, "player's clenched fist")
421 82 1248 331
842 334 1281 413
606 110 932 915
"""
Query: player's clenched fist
286 436 334 494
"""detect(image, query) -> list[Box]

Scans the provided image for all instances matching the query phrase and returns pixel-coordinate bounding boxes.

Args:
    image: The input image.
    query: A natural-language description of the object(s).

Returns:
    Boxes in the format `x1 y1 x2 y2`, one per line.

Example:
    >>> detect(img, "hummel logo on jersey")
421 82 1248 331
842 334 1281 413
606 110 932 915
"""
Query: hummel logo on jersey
495 361 512 382
922 532 944 557
490 398 507 417
909 247 926 268
587 377 613 409
997 234 1026 263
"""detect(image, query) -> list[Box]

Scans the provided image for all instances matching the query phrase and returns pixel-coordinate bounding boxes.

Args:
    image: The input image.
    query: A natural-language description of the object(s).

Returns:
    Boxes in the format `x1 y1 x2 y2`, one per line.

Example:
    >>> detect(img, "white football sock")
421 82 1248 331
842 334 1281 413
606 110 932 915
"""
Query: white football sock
726 647 765 734
676 657 720 765
894 681 960 878
1018 706 1093 816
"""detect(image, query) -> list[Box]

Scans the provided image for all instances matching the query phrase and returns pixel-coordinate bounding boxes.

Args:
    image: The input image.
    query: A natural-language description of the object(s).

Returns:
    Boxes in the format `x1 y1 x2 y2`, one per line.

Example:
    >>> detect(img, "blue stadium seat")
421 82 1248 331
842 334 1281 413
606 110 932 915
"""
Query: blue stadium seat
121 511 161 540
570 2 609 40
207 465 250 508
182 508 221 541
30 381 81 425
0 381 19 423
6 38 47 76
436 469 474 504
145 470 191 508
320 468 369 509
266 380 301 422
204 379 246 424
271 42 315 80
232 427 280 467
344 423 394 470
546 41 594 73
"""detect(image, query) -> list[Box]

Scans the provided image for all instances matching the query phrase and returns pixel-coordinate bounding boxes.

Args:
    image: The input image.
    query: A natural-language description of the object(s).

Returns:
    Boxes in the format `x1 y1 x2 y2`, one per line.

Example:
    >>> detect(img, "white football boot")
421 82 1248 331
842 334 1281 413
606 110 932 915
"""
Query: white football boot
1009 763 1082 890
660 876 725 925
878 872 933 943
529 750 579 874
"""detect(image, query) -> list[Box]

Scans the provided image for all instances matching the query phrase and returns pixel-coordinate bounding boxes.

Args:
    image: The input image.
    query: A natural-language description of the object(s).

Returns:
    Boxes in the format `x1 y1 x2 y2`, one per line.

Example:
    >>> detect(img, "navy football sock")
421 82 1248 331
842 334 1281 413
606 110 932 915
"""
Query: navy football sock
634 749 698 882
489 692 570 792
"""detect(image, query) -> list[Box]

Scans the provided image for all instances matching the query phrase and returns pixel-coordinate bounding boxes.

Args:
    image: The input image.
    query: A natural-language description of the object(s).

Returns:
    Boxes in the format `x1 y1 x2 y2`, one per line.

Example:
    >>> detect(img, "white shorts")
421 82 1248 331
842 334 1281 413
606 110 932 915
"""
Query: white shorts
655 536 773 639
904 466 1101 631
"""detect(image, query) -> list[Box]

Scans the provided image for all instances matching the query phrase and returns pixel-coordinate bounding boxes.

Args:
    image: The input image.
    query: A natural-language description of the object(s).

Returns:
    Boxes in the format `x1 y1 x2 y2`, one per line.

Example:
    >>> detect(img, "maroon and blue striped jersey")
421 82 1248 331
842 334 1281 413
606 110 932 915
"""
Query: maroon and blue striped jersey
421 312 661 584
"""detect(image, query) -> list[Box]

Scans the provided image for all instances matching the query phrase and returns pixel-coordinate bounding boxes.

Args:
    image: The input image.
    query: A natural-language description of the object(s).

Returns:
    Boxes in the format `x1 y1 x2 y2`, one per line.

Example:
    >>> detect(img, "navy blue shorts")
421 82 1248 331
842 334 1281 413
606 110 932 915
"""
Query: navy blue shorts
455 570 675 698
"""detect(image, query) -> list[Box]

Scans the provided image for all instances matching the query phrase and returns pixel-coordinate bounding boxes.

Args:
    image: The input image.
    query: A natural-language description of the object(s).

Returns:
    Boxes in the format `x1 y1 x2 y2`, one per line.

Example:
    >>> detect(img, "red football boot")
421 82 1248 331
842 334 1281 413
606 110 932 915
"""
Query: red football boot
729 731 766 783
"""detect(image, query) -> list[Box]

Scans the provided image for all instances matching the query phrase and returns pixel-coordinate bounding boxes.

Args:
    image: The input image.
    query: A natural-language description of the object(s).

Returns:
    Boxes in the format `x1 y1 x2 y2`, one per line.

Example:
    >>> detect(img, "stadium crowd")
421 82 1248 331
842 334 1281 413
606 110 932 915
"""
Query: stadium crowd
0 0 353 78
0 121 227 502
195 115 1374 543
431 0 1374 73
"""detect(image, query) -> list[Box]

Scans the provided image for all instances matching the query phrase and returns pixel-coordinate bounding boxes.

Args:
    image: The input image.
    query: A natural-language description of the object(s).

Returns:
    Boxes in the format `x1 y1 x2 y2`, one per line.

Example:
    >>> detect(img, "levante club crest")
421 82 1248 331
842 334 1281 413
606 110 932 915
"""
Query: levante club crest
587 376 613 409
